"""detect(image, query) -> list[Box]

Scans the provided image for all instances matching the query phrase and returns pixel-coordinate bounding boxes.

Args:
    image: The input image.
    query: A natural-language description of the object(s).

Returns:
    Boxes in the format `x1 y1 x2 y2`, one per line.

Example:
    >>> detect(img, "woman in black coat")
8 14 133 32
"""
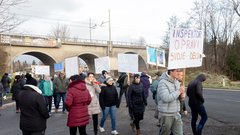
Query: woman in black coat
128 74 147 135
11 75 24 113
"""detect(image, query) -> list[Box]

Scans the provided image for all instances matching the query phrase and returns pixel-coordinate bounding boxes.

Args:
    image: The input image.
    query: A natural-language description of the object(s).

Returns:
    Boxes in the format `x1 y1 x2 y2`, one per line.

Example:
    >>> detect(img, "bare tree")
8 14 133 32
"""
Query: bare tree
50 24 70 42
0 0 26 74
162 16 180 47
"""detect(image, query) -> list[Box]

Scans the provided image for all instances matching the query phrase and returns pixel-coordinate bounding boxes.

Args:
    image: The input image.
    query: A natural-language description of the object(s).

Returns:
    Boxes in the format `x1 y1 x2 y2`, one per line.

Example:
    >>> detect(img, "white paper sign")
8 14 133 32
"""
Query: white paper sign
34 65 50 75
168 28 204 69
65 56 79 78
118 54 138 73
94 56 110 74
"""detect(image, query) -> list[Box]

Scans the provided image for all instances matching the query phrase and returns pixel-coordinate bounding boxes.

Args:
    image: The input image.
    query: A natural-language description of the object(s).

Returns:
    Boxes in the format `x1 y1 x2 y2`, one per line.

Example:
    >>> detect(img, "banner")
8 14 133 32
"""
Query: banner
118 54 138 73
94 56 110 74
168 28 204 69
65 57 79 78
54 62 64 72
34 65 50 75
147 47 166 67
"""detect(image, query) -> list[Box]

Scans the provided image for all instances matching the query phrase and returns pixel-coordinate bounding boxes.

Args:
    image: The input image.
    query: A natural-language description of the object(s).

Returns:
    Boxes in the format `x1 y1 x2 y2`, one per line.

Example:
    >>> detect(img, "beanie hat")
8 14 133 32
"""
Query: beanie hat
25 74 38 86
106 77 114 83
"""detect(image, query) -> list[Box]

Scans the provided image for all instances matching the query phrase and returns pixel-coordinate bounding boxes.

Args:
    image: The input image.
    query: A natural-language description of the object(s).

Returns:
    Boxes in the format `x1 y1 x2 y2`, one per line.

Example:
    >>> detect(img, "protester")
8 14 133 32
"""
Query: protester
149 71 162 126
39 75 54 115
53 72 69 113
98 70 108 86
1 73 11 98
99 76 119 135
0 82 3 116
177 71 188 115
140 72 151 99
117 72 129 107
128 74 147 135
187 74 208 135
85 72 101 135
157 69 184 135
11 75 24 113
19 73 49 135
65 74 92 135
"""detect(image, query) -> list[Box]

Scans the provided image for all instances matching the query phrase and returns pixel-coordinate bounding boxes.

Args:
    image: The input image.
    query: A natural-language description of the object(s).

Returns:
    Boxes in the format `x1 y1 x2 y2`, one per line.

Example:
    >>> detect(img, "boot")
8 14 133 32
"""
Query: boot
130 122 136 132
136 129 143 135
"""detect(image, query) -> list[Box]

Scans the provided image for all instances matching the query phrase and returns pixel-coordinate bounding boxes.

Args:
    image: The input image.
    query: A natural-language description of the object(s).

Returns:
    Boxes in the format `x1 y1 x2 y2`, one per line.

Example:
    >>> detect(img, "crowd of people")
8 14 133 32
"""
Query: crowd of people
0 69 208 135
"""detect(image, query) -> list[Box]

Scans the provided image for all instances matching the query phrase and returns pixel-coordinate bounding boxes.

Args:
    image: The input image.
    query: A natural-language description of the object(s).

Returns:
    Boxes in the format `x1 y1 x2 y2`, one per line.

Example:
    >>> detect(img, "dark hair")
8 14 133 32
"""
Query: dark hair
14 75 21 83
102 70 107 75
87 72 95 77
134 74 140 79
69 75 81 82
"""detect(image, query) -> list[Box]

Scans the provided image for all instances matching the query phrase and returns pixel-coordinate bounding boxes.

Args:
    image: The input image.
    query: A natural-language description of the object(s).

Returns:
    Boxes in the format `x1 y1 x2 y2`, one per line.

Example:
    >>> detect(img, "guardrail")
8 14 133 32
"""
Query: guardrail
0 33 162 48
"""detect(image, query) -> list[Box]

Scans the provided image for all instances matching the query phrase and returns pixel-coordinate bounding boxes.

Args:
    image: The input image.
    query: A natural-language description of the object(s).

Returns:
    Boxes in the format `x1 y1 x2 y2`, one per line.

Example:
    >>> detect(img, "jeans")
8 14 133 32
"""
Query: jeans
159 113 183 135
189 104 208 135
56 93 66 112
100 105 117 131
44 96 53 112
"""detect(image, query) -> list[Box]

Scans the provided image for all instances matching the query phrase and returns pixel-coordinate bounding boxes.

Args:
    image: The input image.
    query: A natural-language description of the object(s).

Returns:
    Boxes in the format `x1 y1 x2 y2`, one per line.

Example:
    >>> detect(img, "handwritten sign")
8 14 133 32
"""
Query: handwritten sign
168 28 204 69
118 54 138 73
65 57 79 78
34 65 50 75
94 56 110 74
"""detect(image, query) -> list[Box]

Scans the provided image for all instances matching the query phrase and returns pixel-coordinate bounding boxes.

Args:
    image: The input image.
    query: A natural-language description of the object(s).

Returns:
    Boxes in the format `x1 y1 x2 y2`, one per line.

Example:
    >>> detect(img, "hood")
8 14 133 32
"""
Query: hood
68 80 87 91
24 84 42 94
85 78 92 85
159 71 175 83
195 74 206 82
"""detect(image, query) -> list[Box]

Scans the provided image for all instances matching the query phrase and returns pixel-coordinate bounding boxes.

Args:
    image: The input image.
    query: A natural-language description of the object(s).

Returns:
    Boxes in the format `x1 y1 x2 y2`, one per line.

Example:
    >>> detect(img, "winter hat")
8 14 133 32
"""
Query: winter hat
106 77 114 83
25 73 38 86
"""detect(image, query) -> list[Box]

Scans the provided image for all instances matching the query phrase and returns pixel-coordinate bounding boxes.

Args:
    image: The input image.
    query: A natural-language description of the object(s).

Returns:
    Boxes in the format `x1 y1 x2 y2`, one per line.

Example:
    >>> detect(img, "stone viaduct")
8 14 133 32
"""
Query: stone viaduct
0 34 152 75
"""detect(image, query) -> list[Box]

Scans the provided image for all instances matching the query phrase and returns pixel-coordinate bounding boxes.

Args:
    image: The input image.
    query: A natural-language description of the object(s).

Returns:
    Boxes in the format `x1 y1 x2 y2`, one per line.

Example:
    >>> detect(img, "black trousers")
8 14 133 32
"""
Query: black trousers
118 88 128 107
92 114 98 133
69 125 87 135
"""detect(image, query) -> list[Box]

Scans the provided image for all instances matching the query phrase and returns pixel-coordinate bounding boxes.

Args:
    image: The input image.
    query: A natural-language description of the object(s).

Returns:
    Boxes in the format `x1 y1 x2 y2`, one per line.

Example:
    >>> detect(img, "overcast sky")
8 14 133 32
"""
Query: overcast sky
12 0 194 45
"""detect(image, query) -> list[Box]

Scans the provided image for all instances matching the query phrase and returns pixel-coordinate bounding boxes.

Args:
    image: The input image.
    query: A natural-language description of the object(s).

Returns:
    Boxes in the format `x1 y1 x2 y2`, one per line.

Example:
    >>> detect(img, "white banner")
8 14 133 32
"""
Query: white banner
118 54 138 73
34 65 50 75
168 28 204 69
65 56 79 78
94 56 110 74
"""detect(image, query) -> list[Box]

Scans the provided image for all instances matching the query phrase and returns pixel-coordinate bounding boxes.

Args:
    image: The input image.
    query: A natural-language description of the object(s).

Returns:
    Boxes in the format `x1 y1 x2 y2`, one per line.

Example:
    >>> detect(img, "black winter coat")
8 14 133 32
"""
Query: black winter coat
19 85 49 132
187 74 206 107
128 82 147 113
11 81 23 100
99 84 118 109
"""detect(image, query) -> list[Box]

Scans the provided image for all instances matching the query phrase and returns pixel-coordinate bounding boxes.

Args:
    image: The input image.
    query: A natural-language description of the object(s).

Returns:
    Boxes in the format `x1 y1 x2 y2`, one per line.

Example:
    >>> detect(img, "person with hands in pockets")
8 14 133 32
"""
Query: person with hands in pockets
99 76 119 135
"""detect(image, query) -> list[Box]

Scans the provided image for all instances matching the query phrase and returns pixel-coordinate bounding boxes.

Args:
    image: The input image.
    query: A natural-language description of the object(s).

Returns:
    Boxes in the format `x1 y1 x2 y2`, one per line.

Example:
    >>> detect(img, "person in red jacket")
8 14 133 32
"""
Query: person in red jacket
65 75 92 135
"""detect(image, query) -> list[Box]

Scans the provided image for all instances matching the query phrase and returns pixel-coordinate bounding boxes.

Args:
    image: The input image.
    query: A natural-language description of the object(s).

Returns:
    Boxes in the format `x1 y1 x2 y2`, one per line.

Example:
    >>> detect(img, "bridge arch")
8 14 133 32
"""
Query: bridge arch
11 51 57 74
78 53 99 73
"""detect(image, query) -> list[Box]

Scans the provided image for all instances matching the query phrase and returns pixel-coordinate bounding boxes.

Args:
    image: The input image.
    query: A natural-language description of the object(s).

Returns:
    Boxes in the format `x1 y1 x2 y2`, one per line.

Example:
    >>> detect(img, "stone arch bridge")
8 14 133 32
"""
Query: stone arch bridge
0 34 152 75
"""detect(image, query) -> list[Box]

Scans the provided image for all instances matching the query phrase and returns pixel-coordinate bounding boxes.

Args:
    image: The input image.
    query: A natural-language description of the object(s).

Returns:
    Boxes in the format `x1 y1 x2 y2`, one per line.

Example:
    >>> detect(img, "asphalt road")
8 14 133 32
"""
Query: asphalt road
203 88 240 124
0 88 239 135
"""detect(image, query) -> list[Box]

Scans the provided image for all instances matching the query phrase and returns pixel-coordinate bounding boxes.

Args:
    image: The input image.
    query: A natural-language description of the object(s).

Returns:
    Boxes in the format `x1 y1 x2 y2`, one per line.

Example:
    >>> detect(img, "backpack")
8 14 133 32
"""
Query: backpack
150 79 160 100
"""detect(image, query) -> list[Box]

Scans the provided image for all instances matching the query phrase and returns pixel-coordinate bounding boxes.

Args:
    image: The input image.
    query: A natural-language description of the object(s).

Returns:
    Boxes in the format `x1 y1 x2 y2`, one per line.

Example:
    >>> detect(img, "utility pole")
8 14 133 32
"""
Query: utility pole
89 18 96 41
108 9 112 56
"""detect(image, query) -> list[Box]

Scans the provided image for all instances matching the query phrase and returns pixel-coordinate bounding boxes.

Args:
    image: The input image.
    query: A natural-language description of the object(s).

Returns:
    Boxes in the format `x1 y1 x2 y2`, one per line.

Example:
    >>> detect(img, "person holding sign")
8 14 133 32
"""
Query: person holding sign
157 69 184 135
187 74 207 135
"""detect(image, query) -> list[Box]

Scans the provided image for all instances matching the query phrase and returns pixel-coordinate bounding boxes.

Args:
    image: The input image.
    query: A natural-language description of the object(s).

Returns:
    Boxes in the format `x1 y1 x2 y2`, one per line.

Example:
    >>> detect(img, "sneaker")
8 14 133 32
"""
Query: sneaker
99 127 105 132
111 130 119 135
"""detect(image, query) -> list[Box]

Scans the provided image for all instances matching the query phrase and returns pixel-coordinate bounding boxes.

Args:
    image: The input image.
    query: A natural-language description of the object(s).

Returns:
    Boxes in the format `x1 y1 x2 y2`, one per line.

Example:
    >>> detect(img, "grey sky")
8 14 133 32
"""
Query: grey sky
12 0 194 45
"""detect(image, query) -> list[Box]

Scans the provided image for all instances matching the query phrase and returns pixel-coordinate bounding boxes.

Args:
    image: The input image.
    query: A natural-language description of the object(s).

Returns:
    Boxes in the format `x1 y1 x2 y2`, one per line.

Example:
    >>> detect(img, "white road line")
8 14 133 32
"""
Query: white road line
225 99 240 103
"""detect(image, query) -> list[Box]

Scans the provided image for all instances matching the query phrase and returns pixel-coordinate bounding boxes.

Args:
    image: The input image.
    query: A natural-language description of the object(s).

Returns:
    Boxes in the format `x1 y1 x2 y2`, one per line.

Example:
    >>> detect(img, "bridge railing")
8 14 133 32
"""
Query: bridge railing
0 33 162 48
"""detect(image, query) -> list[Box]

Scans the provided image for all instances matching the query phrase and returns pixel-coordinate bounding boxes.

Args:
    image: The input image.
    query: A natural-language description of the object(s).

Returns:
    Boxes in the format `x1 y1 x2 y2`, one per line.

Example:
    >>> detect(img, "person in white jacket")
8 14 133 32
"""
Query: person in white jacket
85 72 101 135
